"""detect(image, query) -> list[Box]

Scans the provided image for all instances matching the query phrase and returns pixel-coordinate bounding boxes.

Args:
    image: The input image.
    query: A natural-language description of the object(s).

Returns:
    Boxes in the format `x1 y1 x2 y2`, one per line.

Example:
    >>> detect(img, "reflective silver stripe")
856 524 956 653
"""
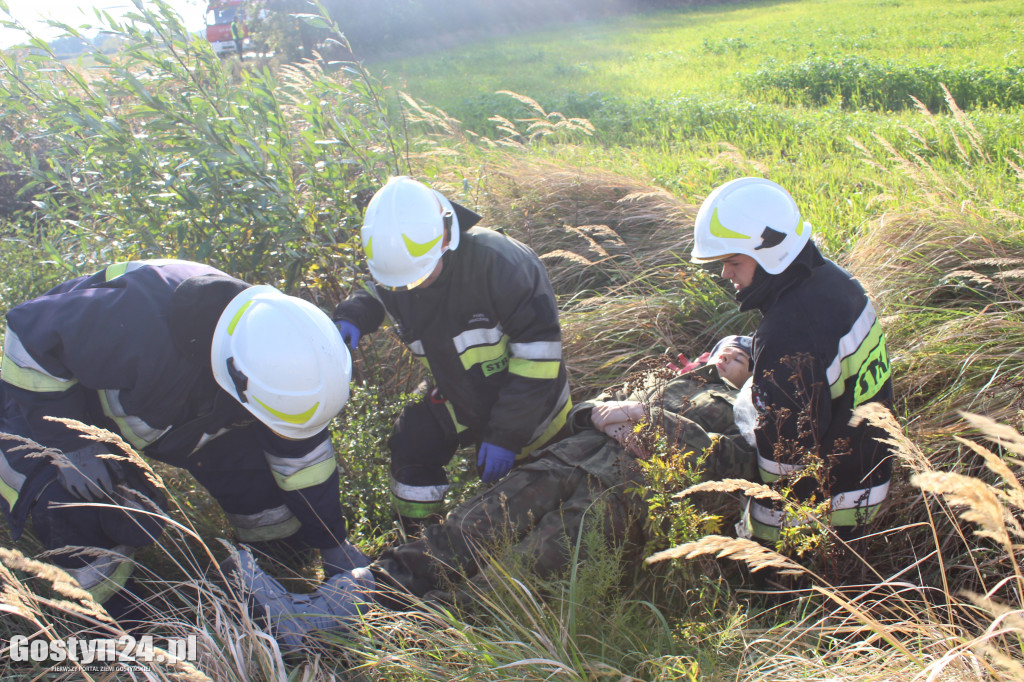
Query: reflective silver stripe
390 477 449 503
264 439 334 477
825 301 876 389
749 500 801 528
757 454 806 477
191 427 232 454
2 330 75 386
509 340 562 361
750 480 891 528
225 504 297 530
99 389 170 449
0 449 27 508
524 380 571 445
453 326 504 353
408 340 426 356
63 545 135 603
832 480 889 510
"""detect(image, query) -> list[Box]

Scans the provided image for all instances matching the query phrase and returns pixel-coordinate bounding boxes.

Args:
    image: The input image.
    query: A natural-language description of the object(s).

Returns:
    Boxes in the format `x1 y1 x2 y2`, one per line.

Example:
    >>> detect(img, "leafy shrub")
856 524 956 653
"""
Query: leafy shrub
331 384 408 546
0 0 407 290
701 36 749 55
745 57 1024 111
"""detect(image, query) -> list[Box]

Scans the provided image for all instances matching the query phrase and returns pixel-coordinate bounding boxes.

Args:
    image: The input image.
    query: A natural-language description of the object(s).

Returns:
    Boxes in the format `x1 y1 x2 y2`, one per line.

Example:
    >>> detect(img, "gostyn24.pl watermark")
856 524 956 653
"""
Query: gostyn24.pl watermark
7 634 197 666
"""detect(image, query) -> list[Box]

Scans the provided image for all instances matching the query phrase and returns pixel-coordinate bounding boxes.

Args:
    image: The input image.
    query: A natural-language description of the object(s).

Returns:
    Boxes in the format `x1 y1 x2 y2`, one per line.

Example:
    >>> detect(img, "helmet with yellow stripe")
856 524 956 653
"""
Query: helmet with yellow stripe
360 176 460 290
690 177 812 275
212 286 352 440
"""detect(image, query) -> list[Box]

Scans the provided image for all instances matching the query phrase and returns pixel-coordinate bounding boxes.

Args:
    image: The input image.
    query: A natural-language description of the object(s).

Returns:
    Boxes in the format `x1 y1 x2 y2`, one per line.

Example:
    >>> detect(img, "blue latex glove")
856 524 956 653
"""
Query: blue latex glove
477 442 516 483
321 540 371 577
335 320 361 351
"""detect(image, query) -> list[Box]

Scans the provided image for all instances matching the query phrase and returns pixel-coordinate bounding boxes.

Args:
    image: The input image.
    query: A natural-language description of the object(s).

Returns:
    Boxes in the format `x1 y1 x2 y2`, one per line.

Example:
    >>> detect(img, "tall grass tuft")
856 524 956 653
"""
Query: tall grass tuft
423 156 756 397
846 93 1024 439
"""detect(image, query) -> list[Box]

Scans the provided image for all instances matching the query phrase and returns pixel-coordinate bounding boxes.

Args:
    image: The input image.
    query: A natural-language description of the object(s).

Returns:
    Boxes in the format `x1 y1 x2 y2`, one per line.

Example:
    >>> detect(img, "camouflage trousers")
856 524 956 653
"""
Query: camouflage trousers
374 430 648 598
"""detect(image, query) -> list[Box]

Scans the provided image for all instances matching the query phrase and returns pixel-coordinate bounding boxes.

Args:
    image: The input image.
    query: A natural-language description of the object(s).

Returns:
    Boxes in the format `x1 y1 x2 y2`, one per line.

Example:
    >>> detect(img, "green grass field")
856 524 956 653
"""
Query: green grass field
380 0 1024 252
1 0 1023 678
385 0 1022 102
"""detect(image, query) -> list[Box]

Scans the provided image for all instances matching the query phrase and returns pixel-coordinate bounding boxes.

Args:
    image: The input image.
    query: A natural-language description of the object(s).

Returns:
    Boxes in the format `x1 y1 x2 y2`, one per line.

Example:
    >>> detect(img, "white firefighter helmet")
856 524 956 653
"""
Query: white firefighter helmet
690 177 812 275
360 176 460 289
212 286 352 440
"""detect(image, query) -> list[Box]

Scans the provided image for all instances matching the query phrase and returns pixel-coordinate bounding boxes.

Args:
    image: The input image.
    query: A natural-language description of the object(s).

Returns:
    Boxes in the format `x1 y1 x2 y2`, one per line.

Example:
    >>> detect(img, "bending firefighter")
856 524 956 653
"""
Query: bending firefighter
229 336 757 649
0 260 363 620
690 177 894 550
333 177 571 533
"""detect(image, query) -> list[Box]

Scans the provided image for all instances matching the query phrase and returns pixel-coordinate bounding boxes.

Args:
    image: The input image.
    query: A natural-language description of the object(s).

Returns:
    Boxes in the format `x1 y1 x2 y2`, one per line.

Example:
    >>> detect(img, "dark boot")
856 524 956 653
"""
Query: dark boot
396 513 442 541
245 534 317 572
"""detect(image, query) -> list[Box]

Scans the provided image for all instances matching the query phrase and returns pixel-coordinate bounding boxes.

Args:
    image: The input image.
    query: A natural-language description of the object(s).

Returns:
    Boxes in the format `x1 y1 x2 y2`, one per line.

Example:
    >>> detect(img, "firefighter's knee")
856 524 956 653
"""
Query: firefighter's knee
97 487 168 547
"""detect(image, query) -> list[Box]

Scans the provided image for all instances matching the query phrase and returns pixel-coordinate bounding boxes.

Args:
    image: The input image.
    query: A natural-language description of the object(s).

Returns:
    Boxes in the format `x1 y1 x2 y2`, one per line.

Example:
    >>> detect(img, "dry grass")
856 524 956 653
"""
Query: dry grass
661 411 1024 681
474 159 695 282
3 82 1021 680
843 91 1024 445
646 534 807 575
429 158 754 397
350 157 751 399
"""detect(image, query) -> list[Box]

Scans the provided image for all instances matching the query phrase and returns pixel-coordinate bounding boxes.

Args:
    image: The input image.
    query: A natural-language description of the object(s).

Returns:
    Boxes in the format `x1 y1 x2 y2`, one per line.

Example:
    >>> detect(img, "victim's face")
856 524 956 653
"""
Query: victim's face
714 347 752 388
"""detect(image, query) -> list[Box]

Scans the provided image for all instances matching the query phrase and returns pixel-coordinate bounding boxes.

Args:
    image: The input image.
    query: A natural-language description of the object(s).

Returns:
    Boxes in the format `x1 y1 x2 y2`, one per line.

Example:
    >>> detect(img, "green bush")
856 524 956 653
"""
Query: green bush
0 0 407 290
744 57 1024 111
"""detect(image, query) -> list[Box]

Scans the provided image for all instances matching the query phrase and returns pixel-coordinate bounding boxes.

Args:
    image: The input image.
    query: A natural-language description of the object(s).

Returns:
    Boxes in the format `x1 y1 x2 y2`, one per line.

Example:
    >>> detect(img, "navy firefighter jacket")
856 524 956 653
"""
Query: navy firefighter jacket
0 260 346 546
737 242 894 542
334 227 571 456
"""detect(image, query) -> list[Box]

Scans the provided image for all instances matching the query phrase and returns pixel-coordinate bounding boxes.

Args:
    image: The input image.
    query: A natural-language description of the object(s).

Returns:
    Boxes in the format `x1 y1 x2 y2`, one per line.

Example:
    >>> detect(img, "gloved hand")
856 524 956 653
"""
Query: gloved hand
321 540 371 577
228 546 375 653
335 320 361 351
56 445 123 501
477 442 515 483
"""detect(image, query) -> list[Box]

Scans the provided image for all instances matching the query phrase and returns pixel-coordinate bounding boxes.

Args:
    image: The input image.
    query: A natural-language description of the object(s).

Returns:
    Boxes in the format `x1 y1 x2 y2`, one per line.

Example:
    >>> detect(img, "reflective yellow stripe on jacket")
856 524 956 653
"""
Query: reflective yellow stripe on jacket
509 340 562 379
1 330 78 393
746 480 890 541
264 439 337 491
825 301 891 406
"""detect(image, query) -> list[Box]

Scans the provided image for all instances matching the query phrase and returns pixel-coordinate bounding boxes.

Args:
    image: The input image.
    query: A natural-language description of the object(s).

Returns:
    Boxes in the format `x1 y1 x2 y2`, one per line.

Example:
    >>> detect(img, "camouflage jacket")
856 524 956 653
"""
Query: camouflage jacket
376 361 756 598
562 362 756 483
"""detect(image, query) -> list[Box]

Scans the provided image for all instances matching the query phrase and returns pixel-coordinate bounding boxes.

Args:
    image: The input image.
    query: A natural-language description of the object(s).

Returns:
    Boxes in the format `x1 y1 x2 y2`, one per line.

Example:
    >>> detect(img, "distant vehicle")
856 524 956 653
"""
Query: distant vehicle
205 0 246 56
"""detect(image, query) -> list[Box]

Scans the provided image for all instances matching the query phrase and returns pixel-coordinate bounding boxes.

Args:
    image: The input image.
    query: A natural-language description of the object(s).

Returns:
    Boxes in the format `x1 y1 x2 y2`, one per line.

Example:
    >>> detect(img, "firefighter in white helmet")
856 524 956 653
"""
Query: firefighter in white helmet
333 176 571 535
0 260 364 623
691 177 894 557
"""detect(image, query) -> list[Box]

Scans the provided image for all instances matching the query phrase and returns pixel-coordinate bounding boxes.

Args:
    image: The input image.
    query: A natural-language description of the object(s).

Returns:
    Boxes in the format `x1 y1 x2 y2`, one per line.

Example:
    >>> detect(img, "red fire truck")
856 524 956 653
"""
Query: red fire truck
205 0 246 56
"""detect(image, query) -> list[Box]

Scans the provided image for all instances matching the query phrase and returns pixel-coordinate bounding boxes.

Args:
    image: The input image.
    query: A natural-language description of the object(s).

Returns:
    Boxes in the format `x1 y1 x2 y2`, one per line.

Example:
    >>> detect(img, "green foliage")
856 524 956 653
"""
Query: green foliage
701 36 749 55
314 0 634 60
381 0 1024 249
0 232 70 317
745 57 1024 111
640 442 722 556
331 383 407 549
0 0 1022 677
0 0 407 289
